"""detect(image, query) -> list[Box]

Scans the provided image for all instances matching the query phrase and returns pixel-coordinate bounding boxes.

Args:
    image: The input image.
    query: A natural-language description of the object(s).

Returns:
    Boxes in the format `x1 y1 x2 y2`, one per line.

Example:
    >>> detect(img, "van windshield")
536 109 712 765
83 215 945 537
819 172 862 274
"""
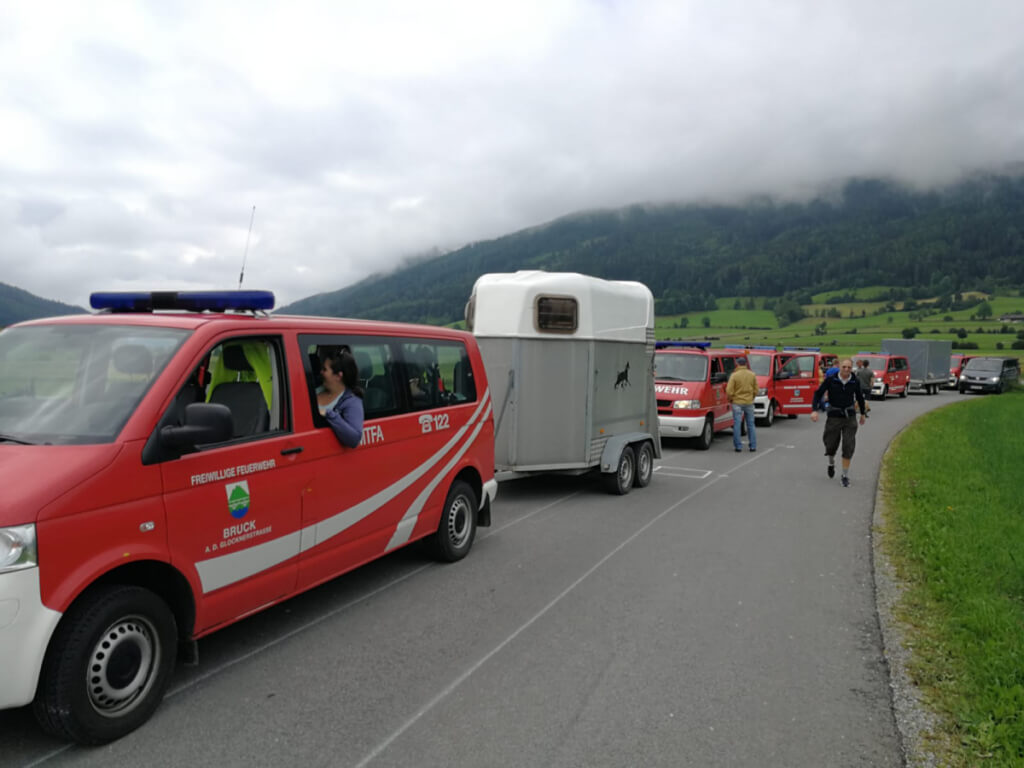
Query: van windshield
0 324 189 445
654 353 707 382
747 355 772 376
965 358 1001 372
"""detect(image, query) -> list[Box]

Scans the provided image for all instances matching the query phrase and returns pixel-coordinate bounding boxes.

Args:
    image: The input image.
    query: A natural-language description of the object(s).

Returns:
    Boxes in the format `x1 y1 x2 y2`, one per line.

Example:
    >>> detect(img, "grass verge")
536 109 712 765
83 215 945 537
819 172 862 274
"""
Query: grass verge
880 389 1024 766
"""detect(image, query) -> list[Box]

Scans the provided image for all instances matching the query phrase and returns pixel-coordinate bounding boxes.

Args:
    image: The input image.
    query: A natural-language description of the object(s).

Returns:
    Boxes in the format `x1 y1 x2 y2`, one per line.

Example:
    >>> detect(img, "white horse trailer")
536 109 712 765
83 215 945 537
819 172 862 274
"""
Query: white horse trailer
466 271 661 494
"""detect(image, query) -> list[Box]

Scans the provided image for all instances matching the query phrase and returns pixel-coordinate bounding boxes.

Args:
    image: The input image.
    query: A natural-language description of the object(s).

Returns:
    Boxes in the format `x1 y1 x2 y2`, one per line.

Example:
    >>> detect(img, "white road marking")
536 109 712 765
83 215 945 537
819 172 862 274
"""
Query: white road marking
352 472 726 768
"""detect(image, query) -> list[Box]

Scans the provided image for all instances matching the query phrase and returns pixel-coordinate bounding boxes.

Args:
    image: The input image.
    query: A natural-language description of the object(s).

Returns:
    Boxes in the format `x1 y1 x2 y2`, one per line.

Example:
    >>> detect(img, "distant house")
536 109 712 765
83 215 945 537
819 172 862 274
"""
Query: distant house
998 314 1024 323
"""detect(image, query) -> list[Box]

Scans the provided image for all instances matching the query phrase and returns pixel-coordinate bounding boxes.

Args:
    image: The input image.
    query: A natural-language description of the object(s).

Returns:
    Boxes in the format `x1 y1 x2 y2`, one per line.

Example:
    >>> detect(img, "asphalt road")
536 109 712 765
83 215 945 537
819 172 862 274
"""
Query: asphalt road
5 390 959 767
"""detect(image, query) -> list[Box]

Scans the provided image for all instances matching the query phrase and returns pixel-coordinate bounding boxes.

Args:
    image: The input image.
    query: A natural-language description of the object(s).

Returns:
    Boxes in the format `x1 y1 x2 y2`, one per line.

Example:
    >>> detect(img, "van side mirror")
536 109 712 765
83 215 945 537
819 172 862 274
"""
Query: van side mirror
160 402 233 449
775 371 792 380
712 372 728 384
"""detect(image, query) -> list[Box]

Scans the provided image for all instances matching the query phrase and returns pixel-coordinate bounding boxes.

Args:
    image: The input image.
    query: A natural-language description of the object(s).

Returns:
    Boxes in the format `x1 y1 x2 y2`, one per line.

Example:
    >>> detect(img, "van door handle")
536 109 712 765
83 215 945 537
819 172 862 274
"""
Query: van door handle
281 446 304 455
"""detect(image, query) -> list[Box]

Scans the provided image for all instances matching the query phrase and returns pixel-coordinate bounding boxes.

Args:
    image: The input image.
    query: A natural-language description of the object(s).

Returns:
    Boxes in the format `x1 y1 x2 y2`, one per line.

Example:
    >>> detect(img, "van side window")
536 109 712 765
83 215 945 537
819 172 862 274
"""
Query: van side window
151 336 285 460
203 338 284 437
781 356 817 378
299 335 478 421
302 338 399 421
400 340 478 411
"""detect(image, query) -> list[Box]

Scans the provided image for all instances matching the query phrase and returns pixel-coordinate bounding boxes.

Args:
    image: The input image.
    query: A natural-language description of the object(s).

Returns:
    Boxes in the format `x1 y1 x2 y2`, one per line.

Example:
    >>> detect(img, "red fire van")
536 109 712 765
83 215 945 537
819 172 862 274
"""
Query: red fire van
654 342 745 449
743 346 821 425
853 352 911 398
0 291 496 744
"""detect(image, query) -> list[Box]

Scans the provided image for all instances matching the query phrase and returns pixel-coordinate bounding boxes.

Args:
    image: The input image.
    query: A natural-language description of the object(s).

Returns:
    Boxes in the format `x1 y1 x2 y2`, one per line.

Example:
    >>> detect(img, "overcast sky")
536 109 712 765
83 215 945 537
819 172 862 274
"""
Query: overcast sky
1 1 1022 309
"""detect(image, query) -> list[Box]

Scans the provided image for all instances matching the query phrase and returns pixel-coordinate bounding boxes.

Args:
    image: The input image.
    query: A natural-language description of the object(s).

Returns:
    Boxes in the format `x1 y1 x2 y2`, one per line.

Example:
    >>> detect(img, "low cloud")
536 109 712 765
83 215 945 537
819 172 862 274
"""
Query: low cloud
1 0 1022 308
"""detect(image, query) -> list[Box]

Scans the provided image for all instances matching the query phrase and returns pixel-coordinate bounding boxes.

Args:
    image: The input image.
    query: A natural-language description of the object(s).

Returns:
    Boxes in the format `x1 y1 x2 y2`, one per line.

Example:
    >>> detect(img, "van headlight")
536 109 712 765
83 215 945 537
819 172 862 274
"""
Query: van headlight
0 525 37 573
758 388 767 396
672 399 701 409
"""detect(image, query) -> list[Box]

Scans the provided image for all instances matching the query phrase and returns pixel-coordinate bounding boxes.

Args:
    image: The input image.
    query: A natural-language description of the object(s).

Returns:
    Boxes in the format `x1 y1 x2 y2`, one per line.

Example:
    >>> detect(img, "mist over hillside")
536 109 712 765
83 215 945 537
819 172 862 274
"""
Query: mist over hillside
0 283 87 325
278 174 1024 324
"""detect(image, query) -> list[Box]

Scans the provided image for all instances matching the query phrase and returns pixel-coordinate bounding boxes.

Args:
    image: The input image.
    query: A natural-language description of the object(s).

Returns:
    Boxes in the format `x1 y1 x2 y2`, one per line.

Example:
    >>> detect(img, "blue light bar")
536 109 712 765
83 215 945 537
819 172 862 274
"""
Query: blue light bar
91 290 275 313
783 346 821 352
655 341 711 350
749 345 777 350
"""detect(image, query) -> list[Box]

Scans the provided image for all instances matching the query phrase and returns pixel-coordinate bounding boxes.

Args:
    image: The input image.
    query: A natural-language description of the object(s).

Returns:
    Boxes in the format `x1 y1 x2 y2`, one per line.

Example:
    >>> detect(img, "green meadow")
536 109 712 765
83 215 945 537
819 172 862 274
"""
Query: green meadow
881 390 1024 766
656 290 1024 358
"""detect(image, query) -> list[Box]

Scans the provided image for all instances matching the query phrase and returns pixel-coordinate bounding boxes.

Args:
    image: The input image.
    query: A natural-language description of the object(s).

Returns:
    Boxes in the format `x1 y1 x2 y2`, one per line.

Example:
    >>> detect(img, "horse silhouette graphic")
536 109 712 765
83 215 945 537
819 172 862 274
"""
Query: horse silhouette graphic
614 361 631 389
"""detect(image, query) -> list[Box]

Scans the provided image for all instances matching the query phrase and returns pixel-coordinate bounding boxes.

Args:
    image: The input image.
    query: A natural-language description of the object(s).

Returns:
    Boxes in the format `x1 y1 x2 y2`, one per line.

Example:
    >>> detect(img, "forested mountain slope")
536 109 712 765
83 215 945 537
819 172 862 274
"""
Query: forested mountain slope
0 282 86 325
279 174 1024 324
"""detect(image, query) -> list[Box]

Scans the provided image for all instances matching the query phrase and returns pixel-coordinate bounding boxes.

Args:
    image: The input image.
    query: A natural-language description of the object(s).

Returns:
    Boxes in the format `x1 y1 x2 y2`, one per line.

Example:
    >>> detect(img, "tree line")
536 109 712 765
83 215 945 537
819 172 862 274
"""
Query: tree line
279 173 1024 326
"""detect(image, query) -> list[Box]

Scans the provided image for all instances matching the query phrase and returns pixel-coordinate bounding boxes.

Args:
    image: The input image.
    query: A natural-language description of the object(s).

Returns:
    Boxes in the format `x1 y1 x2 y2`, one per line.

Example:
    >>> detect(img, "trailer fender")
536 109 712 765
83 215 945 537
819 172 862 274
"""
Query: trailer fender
599 433 656 473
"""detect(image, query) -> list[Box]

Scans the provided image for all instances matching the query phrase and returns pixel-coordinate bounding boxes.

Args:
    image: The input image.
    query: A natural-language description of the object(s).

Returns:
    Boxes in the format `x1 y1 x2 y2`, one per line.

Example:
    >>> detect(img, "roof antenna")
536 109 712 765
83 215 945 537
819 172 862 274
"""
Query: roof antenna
238 205 256 289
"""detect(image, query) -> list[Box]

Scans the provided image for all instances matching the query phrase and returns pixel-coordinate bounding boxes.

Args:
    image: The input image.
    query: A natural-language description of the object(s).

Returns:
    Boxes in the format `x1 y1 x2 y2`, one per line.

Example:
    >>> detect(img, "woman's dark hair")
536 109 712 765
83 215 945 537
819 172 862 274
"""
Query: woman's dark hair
324 351 364 398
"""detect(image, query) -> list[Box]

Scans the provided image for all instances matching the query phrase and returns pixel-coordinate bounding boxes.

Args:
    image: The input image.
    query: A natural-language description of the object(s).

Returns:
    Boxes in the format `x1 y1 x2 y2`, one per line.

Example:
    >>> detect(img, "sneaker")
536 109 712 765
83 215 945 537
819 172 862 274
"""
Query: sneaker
734 447 742 453
827 464 835 479
749 447 756 452
841 476 850 487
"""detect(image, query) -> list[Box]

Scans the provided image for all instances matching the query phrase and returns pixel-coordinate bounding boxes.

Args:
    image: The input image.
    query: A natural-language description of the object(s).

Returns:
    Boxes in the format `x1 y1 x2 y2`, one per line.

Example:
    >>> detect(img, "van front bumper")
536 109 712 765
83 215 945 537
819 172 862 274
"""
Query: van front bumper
657 414 706 437
0 568 62 709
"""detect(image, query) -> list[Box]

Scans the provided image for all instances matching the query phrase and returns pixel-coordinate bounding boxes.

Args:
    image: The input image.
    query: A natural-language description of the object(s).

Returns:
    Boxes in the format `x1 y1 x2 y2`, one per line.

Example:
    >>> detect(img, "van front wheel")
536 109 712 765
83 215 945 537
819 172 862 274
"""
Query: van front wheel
34 585 177 745
695 417 714 450
428 480 477 562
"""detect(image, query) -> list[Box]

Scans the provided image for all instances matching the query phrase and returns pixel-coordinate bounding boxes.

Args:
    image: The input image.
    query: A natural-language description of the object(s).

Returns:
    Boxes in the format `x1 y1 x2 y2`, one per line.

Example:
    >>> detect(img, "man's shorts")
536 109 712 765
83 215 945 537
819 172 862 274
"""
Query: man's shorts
823 412 858 459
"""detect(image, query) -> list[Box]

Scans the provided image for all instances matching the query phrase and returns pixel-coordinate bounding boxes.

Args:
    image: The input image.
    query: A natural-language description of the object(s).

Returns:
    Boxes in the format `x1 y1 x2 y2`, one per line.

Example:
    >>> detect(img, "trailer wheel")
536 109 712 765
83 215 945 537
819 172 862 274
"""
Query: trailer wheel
633 442 654 488
427 480 477 562
604 445 635 495
33 585 177 745
694 417 713 451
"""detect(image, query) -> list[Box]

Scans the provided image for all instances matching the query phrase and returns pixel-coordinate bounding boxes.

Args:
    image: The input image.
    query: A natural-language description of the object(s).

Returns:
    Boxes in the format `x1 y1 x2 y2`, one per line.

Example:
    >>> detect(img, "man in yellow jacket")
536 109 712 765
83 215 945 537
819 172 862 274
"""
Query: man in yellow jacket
726 355 758 452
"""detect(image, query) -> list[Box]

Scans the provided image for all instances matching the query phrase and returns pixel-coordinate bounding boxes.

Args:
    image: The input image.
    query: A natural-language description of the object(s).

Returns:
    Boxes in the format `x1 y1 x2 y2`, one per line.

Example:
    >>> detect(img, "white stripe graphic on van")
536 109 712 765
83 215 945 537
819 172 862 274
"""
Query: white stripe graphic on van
386 399 493 551
194 389 491 594
193 531 303 594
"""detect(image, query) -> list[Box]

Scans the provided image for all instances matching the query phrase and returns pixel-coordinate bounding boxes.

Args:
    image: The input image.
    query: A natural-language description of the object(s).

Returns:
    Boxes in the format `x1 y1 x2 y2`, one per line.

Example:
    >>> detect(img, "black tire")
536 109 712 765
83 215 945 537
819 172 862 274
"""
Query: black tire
604 445 635 495
959 386 966 394
760 401 775 428
694 417 713 451
633 442 654 488
34 585 177 745
427 480 478 562
881 385 888 399
898 385 907 398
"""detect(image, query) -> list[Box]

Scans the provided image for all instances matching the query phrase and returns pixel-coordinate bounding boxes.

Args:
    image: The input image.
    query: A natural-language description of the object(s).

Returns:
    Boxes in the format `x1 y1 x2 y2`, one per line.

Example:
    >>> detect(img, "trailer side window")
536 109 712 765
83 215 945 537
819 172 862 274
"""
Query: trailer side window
535 296 577 333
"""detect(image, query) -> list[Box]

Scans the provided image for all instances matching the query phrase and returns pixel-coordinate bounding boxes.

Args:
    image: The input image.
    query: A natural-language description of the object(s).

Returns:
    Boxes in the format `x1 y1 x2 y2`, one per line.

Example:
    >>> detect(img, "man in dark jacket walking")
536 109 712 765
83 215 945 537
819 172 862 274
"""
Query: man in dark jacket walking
811 359 867 487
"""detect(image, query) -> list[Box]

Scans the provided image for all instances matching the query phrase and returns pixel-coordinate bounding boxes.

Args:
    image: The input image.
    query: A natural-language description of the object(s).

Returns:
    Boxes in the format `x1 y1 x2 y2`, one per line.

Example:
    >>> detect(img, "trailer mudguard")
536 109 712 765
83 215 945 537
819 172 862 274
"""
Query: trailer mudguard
599 432 656 473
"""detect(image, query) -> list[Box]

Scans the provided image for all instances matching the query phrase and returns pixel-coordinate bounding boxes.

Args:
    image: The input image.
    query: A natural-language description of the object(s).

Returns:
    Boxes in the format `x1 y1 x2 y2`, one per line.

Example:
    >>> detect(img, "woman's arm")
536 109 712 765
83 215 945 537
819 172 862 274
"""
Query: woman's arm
324 394 365 448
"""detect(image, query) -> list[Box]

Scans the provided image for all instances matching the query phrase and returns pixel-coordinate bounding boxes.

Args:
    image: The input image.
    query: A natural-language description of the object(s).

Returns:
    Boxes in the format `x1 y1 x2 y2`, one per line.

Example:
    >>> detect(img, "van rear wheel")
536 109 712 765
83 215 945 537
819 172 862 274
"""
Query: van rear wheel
427 480 477 562
34 585 177 745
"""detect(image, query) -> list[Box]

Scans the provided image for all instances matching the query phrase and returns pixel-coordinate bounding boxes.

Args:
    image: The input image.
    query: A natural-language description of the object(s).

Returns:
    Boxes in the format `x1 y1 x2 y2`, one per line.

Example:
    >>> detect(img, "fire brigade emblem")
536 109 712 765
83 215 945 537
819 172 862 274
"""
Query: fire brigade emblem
226 480 251 519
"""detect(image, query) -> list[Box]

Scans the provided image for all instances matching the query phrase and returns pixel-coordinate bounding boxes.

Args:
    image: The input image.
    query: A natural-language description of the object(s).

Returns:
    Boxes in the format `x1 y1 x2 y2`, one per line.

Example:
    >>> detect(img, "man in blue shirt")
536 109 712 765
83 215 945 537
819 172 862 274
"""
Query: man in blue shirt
810 359 867 487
